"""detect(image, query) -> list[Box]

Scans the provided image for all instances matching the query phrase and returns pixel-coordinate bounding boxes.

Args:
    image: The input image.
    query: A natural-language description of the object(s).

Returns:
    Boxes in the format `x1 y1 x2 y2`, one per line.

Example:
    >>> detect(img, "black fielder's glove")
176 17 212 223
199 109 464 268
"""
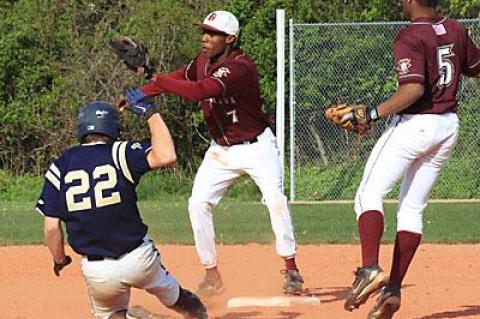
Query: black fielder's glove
108 36 156 79
53 255 72 277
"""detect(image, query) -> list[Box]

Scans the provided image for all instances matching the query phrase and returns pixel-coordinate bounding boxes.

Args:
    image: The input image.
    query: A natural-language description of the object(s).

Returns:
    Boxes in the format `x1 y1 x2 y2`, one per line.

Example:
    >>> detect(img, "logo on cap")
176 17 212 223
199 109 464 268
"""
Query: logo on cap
198 11 240 37
96 110 109 118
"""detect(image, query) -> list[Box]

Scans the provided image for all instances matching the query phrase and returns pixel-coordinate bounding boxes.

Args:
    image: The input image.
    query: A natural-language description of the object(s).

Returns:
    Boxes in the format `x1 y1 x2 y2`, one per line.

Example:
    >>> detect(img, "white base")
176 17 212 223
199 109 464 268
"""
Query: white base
227 296 321 308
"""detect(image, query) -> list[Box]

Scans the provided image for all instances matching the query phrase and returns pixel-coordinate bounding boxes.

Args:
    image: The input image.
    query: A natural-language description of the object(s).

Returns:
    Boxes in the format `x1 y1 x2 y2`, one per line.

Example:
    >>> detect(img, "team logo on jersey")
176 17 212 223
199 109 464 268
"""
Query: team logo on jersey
131 142 143 150
396 58 412 75
213 67 231 79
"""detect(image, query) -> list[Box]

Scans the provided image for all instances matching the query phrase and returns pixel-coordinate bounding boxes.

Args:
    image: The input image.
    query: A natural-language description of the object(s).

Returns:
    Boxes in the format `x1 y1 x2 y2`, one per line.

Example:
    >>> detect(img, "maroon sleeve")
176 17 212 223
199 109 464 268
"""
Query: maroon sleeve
184 59 197 81
463 29 480 77
210 62 249 96
140 79 163 96
169 65 189 80
144 74 222 101
140 64 189 97
394 33 426 85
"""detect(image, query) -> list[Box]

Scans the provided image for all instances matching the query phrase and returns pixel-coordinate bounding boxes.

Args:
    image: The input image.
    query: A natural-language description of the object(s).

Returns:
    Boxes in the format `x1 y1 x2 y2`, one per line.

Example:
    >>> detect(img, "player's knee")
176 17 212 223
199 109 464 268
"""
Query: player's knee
397 208 424 234
169 287 208 319
262 191 288 211
188 200 213 218
354 189 383 218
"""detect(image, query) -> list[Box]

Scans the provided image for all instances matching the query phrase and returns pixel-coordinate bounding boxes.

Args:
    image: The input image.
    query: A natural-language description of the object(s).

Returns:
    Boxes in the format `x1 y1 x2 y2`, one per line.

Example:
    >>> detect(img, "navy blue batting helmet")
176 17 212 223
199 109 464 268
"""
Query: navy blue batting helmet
77 101 122 141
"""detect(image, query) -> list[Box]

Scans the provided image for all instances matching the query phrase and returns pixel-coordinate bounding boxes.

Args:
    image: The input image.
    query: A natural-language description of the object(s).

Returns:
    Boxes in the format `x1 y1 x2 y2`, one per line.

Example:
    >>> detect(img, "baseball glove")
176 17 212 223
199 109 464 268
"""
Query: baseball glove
324 103 372 135
108 36 156 79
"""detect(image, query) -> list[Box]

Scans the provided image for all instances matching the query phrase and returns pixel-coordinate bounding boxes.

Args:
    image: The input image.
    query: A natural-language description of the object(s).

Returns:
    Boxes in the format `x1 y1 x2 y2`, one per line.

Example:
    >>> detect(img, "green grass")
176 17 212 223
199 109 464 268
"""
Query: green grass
1 201 480 245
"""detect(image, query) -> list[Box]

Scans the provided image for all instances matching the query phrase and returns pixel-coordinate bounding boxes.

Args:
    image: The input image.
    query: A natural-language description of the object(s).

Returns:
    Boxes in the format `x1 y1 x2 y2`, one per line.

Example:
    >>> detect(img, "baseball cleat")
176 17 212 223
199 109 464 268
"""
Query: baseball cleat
169 288 209 319
367 284 401 319
344 263 389 311
281 269 305 295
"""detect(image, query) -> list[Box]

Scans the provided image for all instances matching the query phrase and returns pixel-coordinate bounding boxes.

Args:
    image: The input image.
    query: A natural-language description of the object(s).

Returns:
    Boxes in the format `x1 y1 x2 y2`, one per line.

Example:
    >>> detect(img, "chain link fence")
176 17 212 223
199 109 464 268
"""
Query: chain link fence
289 19 480 201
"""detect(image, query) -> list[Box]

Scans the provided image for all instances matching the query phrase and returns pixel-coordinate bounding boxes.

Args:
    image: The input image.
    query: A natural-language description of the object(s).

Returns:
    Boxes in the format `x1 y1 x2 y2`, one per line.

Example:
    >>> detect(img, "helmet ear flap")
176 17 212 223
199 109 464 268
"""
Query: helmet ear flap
77 101 122 142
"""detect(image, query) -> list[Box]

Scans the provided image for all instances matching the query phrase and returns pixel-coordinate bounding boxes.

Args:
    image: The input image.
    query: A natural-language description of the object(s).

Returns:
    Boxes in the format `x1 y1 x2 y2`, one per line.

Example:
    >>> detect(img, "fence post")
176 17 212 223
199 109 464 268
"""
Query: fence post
276 9 285 189
289 18 296 201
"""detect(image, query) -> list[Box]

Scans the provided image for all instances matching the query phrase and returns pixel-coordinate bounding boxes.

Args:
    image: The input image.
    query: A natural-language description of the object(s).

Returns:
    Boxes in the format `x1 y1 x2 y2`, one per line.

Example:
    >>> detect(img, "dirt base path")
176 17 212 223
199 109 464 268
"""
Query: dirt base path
1 244 480 319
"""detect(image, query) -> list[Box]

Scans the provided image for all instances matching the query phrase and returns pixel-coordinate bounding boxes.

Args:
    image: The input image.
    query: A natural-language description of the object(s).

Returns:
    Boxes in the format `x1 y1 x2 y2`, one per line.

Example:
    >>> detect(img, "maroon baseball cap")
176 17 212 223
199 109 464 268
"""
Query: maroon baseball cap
195 11 240 36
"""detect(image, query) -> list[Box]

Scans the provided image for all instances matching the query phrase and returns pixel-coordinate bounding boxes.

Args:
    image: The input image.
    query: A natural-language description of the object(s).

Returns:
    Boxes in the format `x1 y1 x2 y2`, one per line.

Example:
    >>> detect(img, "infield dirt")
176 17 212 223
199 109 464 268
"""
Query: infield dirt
1 244 479 318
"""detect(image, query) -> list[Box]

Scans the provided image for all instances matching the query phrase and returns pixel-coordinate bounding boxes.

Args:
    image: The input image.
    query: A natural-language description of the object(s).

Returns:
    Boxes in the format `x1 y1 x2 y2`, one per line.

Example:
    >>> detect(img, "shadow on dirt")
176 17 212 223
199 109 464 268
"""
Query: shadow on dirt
302 284 415 304
413 305 480 319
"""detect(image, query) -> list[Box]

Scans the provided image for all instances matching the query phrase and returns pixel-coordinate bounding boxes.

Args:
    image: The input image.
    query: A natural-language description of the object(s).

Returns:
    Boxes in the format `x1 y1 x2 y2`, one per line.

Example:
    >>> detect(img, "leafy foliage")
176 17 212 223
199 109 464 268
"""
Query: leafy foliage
0 0 221 174
1 0 479 203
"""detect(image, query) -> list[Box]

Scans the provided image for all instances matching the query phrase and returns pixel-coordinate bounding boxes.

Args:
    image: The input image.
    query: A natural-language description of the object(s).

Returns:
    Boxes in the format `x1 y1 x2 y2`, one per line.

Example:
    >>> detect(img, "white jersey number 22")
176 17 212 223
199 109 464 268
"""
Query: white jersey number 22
65 164 121 212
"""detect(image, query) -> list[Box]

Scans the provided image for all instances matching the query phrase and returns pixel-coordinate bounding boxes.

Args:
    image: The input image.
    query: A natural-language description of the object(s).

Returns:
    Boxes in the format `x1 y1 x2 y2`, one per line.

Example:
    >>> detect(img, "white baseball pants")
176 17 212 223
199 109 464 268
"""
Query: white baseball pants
355 113 459 234
81 235 179 319
188 127 297 269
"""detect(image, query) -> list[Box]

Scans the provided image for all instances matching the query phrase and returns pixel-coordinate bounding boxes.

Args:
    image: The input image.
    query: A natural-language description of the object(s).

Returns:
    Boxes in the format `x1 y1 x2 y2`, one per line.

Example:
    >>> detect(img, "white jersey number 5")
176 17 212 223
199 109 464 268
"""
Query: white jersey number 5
437 44 455 88
65 164 121 212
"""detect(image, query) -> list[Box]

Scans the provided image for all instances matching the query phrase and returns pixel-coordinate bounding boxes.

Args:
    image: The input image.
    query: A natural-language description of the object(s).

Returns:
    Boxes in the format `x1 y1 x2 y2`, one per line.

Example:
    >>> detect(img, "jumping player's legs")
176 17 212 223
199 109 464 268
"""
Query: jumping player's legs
354 115 450 265
390 124 458 287
188 143 242 269
354 118 418 270
355 118 409 216
348 114 458 311
347 116 434 310
355 114 459 219
346 118 415 311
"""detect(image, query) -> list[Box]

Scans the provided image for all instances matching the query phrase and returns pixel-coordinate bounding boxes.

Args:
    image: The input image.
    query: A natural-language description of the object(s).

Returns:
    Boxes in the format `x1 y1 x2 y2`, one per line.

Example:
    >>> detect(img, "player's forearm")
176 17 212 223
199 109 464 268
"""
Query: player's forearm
44 218 67 264
145 74 222 101
140 66 187 96
147 113 177 169
140 80 165 96
377 83 424 118
140 67 188 97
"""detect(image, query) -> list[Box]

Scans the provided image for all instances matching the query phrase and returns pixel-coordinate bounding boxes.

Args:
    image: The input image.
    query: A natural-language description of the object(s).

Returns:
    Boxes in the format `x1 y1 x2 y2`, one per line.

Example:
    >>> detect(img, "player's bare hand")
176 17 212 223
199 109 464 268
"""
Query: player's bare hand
53 255 72 277
151 73 162 82
115 95 128 112
136 67 145 77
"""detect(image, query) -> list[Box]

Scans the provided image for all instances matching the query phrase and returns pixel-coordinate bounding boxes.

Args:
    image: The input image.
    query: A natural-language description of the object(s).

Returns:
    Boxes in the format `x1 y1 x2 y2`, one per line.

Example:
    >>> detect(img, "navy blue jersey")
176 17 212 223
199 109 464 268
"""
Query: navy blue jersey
36 141 152 258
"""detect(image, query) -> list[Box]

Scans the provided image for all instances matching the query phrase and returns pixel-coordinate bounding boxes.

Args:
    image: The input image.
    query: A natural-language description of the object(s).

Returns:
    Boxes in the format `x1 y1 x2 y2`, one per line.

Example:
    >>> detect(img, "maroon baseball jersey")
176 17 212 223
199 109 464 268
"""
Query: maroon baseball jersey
394 16 480 114
141 49 270 146
186 49 270 145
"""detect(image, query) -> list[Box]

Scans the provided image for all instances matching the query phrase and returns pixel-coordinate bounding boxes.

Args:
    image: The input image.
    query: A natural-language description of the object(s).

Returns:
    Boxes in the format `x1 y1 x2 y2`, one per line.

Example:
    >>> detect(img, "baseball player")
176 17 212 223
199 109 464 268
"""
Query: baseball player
117 10 304 296
35 100 208 319
341 1 480 318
